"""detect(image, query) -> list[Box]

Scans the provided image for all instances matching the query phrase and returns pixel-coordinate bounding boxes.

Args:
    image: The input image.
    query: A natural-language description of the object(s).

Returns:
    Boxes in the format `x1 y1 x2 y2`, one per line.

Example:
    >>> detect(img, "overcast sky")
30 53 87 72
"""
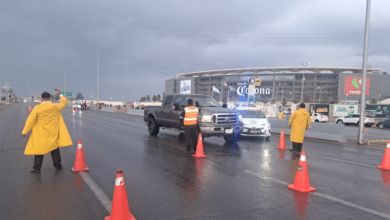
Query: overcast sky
1 0 389 101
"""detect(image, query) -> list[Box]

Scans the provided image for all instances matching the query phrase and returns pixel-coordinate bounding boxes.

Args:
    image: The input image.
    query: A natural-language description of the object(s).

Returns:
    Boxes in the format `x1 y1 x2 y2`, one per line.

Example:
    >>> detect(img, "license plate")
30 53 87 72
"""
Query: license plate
250 130 259 133
225 128 233 134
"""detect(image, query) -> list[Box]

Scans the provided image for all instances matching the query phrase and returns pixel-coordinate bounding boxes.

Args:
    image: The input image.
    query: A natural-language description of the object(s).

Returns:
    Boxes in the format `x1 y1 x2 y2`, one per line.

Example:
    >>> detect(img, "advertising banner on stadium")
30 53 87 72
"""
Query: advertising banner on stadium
180 80 191 94
333 105 358 117
344 77 370 95
365 105 390 118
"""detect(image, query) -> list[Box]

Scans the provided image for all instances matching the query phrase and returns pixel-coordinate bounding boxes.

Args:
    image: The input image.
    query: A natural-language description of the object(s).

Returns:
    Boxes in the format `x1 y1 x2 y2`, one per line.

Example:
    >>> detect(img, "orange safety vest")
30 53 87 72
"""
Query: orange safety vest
183 106 199 126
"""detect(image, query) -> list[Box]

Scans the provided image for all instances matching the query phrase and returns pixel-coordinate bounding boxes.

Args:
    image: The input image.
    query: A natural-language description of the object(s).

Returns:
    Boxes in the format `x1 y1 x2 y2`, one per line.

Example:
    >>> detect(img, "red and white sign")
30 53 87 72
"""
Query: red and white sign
344 77 370 96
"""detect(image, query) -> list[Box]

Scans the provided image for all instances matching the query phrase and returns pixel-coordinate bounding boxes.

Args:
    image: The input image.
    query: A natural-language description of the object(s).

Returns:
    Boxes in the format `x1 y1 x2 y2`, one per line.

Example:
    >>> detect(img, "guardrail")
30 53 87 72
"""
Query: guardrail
269 119 347 143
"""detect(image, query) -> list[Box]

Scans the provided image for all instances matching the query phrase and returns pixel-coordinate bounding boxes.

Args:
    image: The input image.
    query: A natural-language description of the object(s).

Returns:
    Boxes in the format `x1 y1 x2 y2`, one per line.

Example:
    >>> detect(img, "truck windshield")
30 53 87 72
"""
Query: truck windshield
193 97 220 107
237 110 265 118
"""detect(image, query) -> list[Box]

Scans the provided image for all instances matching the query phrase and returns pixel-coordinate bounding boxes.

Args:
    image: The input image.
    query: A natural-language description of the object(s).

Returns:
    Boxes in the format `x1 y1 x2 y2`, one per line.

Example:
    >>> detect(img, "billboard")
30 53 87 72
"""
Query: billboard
344 77 370 96
309 104 330 116
365 105 390 118
180 80 191 94
333 105 358 117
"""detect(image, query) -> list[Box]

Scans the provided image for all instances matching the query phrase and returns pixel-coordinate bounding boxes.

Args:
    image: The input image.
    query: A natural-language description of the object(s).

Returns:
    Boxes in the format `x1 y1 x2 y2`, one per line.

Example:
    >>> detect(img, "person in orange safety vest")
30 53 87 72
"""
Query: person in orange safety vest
180 99 199 154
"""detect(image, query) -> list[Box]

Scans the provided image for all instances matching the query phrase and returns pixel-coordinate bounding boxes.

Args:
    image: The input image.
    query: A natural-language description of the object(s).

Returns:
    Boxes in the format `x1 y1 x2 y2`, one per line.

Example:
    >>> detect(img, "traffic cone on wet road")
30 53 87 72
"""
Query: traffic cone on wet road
71 140 90 172
105 169 136 220
75 107 78 112
193 133 207 158
288 152 316 192
28 106 31 112
377 141 390 170
275 130 287 150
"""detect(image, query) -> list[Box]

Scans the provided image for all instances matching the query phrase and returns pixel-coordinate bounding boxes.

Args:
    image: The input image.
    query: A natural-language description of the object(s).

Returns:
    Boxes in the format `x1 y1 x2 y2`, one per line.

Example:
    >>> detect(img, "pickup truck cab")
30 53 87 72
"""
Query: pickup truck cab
144 94 242 142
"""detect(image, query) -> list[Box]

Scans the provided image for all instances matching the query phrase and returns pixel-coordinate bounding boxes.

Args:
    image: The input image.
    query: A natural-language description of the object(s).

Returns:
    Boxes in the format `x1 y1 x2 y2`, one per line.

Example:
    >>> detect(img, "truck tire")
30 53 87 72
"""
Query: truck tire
223 135 234 142
379 124 384 129
148 117 159 136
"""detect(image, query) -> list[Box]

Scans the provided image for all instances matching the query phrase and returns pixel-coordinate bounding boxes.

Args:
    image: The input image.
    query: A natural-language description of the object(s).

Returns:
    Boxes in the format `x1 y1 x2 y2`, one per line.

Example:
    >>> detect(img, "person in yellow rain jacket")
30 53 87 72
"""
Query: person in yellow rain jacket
288 103 311 152
180 99 199 154
22 89 73 173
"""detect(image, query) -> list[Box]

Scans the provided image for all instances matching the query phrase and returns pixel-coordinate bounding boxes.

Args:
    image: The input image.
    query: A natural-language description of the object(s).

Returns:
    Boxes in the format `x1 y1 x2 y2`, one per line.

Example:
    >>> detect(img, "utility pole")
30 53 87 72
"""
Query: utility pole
92 46 102 108
358 0 371 145
300 62 310 103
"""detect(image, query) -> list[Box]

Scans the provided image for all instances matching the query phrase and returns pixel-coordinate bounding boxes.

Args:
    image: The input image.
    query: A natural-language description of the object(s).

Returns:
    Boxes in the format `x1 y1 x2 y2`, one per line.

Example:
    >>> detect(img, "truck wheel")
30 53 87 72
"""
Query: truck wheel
223 135 234 142
148 117 159 136
379 124 384 129
265 136 270 141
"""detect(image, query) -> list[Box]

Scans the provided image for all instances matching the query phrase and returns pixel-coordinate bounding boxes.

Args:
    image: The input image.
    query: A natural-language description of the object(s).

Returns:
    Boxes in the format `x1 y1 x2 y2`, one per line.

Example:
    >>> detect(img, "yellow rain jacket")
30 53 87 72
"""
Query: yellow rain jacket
289 108 311 143
22 95 73 155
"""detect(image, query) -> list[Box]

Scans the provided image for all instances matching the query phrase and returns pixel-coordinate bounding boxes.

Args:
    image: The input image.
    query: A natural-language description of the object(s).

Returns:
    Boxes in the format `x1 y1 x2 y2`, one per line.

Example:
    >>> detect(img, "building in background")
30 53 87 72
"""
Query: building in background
165 67 389 103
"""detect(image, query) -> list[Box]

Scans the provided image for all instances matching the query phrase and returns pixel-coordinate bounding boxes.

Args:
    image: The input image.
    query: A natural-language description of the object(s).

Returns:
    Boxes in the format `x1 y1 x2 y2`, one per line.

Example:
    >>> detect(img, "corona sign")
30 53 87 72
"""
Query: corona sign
344 77 370 96
180 80 191 94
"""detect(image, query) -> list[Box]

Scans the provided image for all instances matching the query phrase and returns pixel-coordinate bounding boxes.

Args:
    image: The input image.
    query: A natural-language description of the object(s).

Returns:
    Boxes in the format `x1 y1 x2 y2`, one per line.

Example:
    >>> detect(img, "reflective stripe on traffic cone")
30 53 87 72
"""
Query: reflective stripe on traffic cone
71 140 90 172
275 130 287 150
193 133 207 158
288 152 316 192
377 141 390 170
105 169 136 220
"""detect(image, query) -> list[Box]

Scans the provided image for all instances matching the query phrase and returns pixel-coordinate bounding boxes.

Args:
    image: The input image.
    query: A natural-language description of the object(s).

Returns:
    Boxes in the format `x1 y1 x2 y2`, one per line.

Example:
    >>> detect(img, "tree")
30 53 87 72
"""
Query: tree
140 97 145 102
330 97 339 104
371 98 377 104
282 98 287 106
293 99 299 104
322 96 329 104
157 94 161 102
75 92 84 100
303 95 311 103
146 95 150 102
152 95 157 102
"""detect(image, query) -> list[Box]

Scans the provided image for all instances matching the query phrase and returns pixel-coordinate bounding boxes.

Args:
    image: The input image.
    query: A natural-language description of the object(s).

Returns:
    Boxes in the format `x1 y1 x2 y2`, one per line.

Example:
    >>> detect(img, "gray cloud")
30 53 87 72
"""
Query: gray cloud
0 0 389 101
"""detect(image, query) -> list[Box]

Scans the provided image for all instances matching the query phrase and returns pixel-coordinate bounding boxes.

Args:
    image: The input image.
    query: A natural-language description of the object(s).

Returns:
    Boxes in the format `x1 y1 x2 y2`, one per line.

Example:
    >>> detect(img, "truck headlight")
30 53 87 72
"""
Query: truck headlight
201 115 212 122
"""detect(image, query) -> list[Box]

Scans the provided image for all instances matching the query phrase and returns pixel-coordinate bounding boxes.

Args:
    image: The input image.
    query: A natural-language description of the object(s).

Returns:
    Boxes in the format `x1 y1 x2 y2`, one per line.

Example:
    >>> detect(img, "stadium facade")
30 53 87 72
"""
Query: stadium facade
165 67 390 103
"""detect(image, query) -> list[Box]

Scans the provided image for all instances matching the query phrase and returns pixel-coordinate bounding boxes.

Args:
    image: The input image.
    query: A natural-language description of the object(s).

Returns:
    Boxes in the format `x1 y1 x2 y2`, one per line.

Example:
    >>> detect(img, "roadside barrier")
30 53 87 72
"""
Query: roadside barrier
288 152 316 192
71 140 90 172
105 169 136 220
269 119 347 143
377 141 390 170
193 133 207 158
275 130 287 150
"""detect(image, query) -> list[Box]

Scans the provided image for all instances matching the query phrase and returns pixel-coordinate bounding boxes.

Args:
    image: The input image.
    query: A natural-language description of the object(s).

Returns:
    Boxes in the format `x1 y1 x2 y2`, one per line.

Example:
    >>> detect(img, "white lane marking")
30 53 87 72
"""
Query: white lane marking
305 153 377 168
79 172 112 213
242 169 390 219
97 123 117 130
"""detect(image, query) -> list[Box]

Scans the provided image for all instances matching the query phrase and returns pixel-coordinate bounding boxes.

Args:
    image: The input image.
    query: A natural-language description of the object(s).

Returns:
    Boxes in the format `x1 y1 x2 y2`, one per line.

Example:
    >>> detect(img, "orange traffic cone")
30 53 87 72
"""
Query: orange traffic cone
105 169 136 220
193 133 207 158
288 152 316 192
71 140 90 172
377 141 390 170
275 130 287 150
28 106 32 112
75 107 78 112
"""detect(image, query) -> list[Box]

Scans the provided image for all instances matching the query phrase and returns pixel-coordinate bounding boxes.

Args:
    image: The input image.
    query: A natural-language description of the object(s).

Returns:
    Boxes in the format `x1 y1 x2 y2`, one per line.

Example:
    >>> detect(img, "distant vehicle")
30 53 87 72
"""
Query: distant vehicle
336 114 375 127
377 119 390 129
236 107 270 140
72 104 89 110
310 113 328 122
144 94 242 142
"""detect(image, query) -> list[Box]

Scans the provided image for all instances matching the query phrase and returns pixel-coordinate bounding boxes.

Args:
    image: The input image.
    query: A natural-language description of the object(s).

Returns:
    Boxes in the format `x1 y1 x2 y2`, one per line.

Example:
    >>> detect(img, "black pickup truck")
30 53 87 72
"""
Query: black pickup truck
144 94 242 141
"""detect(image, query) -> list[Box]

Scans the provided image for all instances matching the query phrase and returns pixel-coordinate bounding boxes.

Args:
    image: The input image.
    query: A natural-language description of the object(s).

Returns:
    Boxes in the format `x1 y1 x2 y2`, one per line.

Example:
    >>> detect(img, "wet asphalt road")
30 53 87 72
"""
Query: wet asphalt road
1 103 390 220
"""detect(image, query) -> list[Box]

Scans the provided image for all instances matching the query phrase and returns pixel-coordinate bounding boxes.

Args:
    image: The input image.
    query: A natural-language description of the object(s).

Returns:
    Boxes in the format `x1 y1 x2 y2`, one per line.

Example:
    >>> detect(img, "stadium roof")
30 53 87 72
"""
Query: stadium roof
176 67 383 78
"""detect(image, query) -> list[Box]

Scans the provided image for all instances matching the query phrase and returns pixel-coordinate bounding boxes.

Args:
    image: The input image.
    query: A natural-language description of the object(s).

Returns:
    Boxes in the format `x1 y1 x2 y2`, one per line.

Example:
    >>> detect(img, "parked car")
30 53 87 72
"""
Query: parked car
335 114 375 127
236 107 270 140
310 113 329 122
377 119 390 129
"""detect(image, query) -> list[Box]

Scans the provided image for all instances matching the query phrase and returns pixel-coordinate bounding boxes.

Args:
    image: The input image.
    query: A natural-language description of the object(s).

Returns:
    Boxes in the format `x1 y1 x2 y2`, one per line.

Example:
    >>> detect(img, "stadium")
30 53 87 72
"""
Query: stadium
165 67 390 103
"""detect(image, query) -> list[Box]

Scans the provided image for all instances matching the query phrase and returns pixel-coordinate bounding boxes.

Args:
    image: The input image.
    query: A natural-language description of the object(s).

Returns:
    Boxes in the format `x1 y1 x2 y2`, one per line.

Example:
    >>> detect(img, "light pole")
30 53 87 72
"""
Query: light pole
279 83 286 102
92 46 102 109
300 62 310 103
317 87 323 103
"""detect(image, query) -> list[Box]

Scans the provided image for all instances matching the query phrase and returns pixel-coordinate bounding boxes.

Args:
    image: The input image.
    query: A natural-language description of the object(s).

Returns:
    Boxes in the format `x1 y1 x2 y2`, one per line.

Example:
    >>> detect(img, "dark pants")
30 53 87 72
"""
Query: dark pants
292 142 303 152
183 125 199 152
33 148 62 171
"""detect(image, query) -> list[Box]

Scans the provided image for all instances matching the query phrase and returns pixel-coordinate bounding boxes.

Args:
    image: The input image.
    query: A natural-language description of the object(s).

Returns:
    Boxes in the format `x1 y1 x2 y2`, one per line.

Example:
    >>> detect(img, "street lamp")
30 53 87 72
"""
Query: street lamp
92 46 103 109
300 62 310 103
279 83 286 102
317 87 323 103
